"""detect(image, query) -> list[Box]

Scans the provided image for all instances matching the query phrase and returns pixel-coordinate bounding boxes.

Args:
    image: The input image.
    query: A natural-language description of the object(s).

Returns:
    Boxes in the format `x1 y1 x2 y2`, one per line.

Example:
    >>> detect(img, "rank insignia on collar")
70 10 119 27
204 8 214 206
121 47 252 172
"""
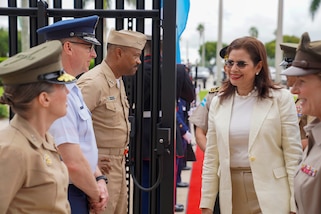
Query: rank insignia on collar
209 87 220 94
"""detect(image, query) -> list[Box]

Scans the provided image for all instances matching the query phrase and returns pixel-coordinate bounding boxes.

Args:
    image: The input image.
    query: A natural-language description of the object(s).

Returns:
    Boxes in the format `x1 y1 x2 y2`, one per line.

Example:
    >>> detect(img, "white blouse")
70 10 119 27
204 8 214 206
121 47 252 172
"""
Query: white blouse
229 90 257 167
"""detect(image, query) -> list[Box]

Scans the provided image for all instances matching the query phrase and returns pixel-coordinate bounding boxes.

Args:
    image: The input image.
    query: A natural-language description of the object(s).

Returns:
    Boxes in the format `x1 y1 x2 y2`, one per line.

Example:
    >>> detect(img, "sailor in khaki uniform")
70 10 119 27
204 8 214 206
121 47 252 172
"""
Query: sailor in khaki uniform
78 29 146 214
282 32 321 214
0 41 76 213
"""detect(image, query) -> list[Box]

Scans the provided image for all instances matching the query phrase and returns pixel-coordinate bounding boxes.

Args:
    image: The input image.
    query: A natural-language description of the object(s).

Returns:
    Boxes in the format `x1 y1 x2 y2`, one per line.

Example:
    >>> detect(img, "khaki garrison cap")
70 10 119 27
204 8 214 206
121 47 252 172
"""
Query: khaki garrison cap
107 28 147 50
0 40 76 85
282 32 321 76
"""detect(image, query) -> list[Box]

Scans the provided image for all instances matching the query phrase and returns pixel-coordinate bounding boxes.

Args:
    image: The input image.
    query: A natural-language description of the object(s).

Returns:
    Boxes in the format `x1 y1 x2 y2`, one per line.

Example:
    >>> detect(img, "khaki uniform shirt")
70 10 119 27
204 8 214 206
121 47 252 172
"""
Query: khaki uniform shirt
78 61 130 213
0 115 70 213
78 60 130 150
189 87 219 131
294 118 321 214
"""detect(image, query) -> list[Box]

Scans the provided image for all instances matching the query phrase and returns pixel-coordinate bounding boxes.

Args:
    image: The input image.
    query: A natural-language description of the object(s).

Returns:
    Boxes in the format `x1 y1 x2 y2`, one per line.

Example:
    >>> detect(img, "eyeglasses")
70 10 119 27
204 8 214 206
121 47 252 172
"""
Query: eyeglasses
225 60 249 69
68 41 95 52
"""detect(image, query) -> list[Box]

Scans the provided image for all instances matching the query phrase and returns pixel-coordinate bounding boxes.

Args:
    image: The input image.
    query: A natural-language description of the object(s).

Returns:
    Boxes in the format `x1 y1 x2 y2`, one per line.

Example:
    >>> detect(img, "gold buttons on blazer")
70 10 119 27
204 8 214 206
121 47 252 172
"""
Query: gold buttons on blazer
249 155 256 161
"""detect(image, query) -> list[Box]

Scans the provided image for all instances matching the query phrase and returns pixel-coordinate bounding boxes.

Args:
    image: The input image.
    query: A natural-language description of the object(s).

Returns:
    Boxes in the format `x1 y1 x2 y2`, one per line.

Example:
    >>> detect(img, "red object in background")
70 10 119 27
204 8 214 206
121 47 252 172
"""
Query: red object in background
186 146 204 214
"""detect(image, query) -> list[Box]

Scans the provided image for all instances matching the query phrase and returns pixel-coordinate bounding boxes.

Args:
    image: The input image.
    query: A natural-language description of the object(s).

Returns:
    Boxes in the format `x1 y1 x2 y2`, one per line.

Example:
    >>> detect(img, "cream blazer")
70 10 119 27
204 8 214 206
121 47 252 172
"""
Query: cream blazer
200 88 302 213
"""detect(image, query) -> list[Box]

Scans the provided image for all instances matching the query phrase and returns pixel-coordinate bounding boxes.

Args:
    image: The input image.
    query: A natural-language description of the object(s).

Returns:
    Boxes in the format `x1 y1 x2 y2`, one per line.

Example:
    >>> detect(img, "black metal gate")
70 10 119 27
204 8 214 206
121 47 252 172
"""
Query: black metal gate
0 0 177 213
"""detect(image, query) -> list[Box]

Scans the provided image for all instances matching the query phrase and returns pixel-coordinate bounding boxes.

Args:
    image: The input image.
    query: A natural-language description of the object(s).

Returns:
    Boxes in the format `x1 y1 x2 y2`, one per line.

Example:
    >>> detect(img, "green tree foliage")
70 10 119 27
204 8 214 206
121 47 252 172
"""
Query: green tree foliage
0 28 9 57
265 35 300 59
0 28 22 57
0 87 9 118
198 41 228 65
199 35 299 64
249 26 259 38
309 0 320 20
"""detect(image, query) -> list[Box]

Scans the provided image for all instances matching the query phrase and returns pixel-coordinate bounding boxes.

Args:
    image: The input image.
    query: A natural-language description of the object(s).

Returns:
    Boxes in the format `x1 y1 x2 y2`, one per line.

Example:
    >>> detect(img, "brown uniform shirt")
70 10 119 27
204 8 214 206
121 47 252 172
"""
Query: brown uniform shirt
0 115 70 213
294 118 321 214
78 61 130 150
189 87 219 131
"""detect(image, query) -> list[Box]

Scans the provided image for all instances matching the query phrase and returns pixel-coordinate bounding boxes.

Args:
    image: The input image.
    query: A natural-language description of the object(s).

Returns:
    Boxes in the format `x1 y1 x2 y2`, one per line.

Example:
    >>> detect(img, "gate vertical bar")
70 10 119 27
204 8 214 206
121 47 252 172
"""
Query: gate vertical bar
8 0 18 120
159 0 176 213
29 0 38 47
36 0 48 44
150 1 162 213
131 0 145 213
115 0 124 30
94 0 104 65
53 0 62 22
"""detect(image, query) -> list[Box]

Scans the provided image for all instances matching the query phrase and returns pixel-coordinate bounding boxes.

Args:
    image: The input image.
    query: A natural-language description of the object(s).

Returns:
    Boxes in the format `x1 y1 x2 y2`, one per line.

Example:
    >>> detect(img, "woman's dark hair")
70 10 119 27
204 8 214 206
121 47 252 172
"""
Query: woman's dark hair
0 82 54 118
219 36 280 103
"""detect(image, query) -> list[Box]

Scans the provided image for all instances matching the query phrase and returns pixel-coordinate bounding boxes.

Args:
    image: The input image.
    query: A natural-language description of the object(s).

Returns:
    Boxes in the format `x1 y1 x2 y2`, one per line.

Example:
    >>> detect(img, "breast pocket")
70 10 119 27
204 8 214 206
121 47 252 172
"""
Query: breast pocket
105 101 121 126
77 107 92 136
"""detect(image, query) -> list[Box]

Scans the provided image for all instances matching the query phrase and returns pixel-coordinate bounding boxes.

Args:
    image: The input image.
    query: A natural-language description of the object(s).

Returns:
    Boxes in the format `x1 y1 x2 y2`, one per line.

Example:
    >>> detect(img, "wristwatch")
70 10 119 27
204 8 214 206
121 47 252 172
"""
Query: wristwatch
96 175 108 184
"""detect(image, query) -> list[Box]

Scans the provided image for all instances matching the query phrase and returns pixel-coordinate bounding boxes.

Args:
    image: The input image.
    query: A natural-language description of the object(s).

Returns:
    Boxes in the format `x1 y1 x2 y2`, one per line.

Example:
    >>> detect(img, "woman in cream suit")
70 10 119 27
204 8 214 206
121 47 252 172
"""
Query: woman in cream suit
200 36 302 214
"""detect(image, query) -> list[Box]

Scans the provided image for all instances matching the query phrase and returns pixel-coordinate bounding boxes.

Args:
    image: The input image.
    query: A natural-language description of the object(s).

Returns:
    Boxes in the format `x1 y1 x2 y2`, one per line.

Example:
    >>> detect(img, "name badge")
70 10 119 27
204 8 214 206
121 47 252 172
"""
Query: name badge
107 96 115 101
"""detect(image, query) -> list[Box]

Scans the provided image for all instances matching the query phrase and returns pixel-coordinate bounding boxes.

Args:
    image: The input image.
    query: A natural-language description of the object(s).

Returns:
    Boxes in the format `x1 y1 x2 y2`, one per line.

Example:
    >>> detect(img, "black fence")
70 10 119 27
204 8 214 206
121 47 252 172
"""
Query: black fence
0 0 178 213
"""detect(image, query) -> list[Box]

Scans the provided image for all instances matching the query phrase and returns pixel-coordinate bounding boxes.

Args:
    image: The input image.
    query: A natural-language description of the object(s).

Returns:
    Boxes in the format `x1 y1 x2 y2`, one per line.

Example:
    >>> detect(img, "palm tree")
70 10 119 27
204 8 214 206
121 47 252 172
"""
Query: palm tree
248 26 258 38
197 23 205 66
309 0 320 20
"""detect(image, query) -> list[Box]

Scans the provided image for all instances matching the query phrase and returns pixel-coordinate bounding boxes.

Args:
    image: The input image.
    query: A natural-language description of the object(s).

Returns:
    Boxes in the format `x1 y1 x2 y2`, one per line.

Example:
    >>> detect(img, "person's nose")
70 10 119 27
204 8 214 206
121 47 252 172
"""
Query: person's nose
290 81 300 94
90 48 97 58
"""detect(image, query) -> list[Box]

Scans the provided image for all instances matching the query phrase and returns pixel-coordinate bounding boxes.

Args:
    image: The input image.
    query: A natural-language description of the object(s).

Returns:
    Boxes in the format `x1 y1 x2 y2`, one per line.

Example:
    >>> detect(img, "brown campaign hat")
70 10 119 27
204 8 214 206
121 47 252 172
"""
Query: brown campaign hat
0 40 76 85
282 32 321 76
107 28 147 50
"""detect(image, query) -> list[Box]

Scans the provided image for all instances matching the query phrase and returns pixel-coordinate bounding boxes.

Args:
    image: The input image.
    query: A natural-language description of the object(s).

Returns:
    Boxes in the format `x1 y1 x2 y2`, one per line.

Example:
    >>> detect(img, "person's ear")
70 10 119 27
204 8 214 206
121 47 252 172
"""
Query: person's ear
115 47 123 58
256 61 263 71
62 41 72 54
38 92 50 107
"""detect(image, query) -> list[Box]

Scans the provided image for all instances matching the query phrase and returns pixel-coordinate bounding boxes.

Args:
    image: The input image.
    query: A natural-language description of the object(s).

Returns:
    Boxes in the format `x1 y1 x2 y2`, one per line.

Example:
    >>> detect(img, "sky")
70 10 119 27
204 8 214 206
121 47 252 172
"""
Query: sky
0 0 320 64
180 0 321 64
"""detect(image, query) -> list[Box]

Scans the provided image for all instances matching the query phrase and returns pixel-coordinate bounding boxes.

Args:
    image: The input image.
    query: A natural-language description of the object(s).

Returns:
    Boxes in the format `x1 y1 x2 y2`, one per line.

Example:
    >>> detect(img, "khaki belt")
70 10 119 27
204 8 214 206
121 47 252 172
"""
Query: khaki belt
99 147 128 155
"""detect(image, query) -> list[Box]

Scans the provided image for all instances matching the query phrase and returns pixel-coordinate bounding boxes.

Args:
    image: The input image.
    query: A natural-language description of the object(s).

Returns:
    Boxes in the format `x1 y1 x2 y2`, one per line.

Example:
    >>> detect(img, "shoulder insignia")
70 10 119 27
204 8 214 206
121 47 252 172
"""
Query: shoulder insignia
209 87 220 94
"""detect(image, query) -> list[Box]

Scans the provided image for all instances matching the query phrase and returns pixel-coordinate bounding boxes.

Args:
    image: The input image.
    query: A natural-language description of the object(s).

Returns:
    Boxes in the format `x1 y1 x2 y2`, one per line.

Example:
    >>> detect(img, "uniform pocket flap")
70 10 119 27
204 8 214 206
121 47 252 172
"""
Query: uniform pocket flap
273 166 287 179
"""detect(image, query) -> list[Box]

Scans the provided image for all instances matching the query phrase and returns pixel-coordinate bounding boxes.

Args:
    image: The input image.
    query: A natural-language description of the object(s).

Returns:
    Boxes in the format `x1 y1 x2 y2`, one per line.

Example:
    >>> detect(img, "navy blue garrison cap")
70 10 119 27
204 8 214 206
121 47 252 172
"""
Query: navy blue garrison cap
37 15 101 45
